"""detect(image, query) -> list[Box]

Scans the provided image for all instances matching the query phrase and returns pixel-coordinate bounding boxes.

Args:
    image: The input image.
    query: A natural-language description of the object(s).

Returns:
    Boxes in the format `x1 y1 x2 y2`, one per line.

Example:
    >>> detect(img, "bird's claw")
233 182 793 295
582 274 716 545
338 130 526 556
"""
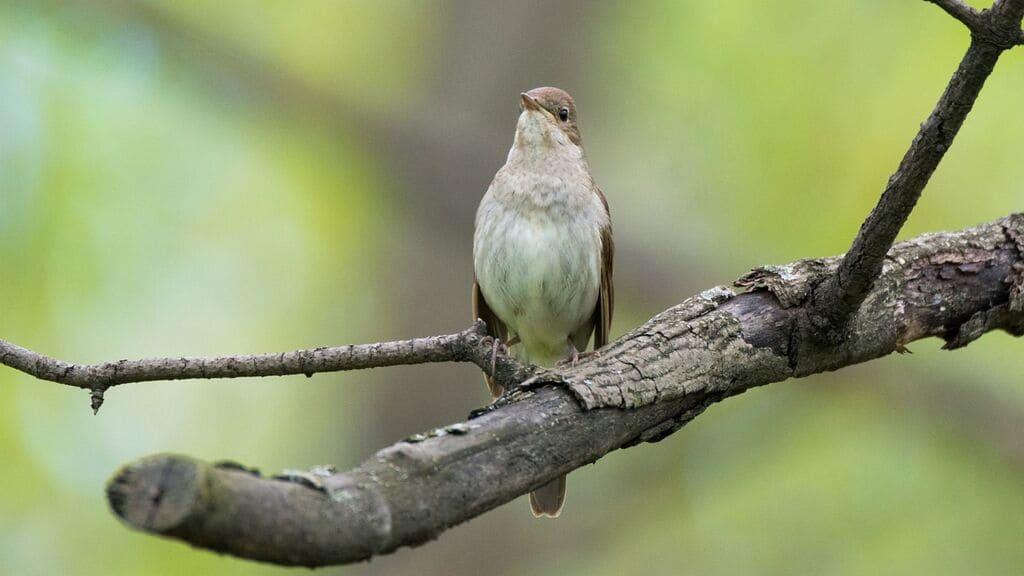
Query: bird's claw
556 349 597 368
481 336 509 376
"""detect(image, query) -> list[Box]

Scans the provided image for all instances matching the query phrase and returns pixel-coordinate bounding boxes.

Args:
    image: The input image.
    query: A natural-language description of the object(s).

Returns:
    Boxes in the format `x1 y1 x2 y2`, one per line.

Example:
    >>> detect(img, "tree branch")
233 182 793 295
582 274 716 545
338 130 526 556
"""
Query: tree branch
105 214 1024 567
926 0 984 30
813 0 1024 330
0 322 540 414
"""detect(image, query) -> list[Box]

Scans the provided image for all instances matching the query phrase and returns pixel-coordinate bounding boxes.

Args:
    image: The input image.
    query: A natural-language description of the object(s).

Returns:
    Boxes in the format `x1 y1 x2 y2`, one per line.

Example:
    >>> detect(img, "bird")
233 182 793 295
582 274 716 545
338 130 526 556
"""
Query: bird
472 87 614 518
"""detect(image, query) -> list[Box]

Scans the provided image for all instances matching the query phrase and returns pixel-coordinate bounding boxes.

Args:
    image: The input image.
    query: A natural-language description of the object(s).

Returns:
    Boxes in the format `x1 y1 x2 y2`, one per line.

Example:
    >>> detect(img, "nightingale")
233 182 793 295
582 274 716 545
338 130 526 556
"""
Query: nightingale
472 87 614 518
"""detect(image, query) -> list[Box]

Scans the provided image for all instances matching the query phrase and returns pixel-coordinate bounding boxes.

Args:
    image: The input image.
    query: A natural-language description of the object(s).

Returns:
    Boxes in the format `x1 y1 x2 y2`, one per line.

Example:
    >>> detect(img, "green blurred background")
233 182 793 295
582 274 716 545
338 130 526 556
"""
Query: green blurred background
1 1 1023 574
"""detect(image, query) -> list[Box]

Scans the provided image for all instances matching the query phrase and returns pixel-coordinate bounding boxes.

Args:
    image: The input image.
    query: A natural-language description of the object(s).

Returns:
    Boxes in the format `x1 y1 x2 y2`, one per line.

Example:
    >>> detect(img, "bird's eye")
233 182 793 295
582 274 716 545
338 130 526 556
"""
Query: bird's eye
558 107 570 122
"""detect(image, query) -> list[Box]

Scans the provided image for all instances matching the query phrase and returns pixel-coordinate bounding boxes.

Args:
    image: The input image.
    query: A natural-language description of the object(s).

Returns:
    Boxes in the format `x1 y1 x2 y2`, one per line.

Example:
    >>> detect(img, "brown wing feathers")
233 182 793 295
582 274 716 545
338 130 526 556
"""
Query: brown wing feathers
472 280 508 397
592 185 614 349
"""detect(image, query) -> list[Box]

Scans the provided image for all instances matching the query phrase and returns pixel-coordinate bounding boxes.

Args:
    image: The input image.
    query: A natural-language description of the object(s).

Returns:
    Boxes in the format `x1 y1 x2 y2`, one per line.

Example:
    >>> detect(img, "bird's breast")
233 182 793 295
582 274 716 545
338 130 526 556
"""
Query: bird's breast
473 169 606 365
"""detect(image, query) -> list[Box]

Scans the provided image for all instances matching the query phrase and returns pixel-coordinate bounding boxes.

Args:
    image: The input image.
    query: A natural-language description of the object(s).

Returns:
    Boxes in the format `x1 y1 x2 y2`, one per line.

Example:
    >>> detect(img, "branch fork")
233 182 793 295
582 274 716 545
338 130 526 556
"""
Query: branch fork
810 0 1024 336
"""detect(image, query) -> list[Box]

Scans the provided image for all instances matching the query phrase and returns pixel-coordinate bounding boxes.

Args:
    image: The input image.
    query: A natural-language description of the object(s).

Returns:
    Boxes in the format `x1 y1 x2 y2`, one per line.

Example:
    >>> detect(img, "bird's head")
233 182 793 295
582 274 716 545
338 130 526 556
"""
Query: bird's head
514 87 582 152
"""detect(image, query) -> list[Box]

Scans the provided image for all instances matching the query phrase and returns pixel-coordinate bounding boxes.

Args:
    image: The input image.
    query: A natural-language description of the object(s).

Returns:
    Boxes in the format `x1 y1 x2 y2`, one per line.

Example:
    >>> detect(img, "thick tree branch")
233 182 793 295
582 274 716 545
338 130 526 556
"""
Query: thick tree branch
106 214 1024 567
813 0 1024 329
0 323 540 414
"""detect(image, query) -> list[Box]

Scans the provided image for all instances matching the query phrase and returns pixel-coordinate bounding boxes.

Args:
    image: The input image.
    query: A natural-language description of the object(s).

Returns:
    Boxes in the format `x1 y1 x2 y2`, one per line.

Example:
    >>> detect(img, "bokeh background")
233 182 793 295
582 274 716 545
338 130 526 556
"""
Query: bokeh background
2 1 1023 574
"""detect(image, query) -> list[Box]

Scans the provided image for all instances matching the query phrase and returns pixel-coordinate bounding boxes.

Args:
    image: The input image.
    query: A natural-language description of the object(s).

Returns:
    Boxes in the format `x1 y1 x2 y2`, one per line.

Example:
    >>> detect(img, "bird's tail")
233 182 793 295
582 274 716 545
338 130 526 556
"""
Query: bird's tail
529 475 566 518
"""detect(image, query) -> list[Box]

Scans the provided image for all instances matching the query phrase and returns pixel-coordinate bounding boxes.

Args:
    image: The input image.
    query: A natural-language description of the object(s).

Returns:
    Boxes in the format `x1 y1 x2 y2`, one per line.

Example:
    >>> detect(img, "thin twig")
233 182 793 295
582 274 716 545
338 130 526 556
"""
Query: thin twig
925 0 984 30
0 321 538 412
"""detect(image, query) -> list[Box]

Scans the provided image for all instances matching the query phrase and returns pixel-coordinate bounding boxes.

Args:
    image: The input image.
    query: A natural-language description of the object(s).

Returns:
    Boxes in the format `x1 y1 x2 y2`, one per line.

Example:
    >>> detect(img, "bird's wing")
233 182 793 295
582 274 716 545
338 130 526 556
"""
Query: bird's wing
472 279 508 397
592 185 614 349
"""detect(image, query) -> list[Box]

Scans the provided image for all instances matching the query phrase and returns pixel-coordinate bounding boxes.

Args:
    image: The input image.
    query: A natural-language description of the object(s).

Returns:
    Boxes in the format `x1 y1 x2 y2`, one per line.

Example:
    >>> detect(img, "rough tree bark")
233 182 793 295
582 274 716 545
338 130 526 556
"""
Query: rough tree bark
2 0 1023 568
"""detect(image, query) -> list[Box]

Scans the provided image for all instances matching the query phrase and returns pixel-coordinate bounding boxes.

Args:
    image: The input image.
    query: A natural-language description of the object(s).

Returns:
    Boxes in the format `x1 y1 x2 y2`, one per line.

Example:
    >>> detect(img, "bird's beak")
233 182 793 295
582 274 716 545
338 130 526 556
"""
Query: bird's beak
520 93 544 113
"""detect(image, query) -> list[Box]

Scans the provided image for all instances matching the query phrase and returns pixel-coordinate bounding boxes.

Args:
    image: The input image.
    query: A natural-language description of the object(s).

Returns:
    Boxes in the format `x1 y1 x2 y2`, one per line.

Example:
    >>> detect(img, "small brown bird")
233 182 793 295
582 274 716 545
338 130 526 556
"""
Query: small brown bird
472 87 614 518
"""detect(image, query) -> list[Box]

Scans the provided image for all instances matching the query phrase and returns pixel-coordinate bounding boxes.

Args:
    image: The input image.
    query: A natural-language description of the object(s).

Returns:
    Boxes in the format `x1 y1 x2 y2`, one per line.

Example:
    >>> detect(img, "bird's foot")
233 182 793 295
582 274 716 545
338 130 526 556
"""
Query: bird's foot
556 342 596 368
481 335 518 376
480 336 504 376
